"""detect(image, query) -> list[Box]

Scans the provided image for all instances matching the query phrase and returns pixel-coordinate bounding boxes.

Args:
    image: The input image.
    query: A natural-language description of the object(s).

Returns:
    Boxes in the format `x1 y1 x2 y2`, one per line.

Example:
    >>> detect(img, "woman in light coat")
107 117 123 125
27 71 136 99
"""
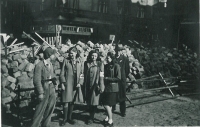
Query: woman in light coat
84 50 104 124
60 47 84 125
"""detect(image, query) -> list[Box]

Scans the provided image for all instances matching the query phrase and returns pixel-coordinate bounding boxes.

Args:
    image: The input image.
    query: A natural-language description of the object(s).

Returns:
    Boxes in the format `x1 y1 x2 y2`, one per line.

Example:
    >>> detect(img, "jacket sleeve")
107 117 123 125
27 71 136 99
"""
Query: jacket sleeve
78 61 84 85
99 62 105 91
33 64 44 95
105 64 121 82
60 59 66 83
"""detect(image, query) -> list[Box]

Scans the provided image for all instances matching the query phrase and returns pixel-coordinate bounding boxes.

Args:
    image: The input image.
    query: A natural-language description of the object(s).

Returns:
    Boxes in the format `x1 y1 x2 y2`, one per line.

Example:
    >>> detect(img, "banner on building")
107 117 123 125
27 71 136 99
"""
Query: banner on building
131 0 159 6
30 25 56 33
62 25 92 35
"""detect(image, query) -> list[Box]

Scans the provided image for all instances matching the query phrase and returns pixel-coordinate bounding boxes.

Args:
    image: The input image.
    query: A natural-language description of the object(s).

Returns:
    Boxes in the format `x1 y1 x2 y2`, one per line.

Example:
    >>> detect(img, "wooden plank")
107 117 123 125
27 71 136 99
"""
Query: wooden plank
126 85 178 95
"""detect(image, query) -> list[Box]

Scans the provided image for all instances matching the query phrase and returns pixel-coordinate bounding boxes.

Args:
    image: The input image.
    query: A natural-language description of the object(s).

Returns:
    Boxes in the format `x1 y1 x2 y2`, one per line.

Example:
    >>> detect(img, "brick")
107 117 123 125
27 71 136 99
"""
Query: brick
1 59 8 65
1 76 10 88
2 88 11 98
2 96 12 105
12 54 21 61
10 61 18 68
27 71 34 78
20 54 27 59
10 83 16 90
13 67 19 73
10 92 16 98
18 61 28 71
1 65 8 74
25 63 34 72
7 76 17 83
17 58 23 64
13 71 21 78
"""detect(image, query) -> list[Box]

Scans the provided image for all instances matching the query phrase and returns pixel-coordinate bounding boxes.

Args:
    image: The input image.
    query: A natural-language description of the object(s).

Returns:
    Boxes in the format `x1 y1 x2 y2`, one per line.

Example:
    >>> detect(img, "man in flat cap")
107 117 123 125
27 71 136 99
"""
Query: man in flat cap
31 47 57 127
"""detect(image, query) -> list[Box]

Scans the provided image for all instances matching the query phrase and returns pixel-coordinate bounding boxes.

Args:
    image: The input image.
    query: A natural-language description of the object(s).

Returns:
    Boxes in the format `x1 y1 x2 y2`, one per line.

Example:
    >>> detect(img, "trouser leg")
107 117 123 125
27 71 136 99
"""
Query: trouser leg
31 96 48 127
119 101 126 115
89 105 96 120
63 103 69 122
68 102 74 120
42 94 56 127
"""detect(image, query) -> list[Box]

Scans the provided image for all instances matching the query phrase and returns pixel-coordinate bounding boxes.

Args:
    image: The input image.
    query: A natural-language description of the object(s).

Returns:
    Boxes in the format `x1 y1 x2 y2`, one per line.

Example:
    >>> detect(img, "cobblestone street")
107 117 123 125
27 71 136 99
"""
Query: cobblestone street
48 95 200 127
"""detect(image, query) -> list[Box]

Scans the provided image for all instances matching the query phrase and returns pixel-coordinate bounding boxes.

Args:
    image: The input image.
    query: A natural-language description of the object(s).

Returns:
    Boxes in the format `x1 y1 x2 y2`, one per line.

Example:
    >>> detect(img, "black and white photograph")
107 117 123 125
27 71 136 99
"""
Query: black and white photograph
0 0 200 127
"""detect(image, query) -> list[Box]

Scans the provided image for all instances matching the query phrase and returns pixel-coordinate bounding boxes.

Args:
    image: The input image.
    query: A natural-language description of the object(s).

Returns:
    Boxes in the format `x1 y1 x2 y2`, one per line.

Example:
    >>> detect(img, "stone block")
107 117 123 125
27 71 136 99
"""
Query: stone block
1 65 8 74
2 96 12 105
10 61 18 68
10 92 16 98
10 83 16 90
17 58 23 64
25 63 34 72
1 76 10 88
20 54 27 59
13 67 19 73
7 76 17 83
27 71 34 78
18 61 28 71
13 71 21 78
1 59 8 65
12 54 21 61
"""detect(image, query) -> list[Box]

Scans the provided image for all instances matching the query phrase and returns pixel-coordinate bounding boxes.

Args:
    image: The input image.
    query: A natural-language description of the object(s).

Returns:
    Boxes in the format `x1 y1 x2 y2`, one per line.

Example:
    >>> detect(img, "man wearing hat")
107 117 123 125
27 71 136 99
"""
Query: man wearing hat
113 44 130 117
31 47 57 127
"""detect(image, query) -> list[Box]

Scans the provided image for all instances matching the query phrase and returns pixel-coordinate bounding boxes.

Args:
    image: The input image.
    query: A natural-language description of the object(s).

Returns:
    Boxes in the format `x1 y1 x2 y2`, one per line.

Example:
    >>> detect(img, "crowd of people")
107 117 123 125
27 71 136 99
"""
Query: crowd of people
1 38 200 127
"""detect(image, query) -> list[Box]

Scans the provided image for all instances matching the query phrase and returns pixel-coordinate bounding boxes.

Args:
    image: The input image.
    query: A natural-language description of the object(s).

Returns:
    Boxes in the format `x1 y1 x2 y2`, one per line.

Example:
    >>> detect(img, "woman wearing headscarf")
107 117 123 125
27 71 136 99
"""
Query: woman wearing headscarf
60 47 84 125
84 50 105 125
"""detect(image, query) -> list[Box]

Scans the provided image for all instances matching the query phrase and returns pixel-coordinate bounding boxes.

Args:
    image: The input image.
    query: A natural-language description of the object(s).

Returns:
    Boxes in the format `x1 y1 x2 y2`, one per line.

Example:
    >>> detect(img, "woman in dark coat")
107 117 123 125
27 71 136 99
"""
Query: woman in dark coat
102 52 121 127
60 47 84 125
84 50 104 124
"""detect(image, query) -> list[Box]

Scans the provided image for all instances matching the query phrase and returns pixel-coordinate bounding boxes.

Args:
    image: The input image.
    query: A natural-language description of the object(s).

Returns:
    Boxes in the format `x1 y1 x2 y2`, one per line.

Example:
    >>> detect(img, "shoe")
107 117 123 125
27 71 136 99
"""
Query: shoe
67 119 76 125
61 120 67 126
105 122 114 127
103 119 108 125
121 113 126 117
87 119 93 125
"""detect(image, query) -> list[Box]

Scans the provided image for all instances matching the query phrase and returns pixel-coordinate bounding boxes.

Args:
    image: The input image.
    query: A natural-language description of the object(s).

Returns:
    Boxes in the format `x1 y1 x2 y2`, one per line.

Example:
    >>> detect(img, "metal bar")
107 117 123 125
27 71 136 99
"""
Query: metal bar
126 85 178 95
129 93 160 100
159 72 175 96
126 96 177 108
126 95 132 104
10 39 18 46
2 42 24 49
9 48 24 54
23 31 40 45
35 32 60 55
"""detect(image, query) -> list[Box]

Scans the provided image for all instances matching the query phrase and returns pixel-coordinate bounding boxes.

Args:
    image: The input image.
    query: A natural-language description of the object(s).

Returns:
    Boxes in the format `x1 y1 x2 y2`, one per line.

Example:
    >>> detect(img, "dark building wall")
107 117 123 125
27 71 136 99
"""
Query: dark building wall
79 0 93 11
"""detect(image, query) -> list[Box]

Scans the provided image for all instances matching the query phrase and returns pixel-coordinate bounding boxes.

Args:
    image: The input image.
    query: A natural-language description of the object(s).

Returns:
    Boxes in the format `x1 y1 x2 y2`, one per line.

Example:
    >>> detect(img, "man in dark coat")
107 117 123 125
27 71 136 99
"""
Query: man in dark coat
31 47 57 127
113 44 130 117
